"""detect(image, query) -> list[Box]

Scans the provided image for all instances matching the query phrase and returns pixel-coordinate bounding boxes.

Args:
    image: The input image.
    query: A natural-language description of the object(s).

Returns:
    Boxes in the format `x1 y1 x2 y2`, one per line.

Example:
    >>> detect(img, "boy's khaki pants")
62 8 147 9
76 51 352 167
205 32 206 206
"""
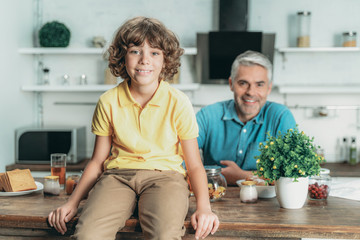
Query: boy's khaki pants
72 169 189 240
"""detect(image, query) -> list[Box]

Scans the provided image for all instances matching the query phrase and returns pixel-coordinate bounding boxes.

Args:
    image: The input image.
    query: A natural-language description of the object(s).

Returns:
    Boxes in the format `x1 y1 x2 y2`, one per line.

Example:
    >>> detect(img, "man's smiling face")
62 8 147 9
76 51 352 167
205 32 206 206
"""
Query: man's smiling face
229 64 272 123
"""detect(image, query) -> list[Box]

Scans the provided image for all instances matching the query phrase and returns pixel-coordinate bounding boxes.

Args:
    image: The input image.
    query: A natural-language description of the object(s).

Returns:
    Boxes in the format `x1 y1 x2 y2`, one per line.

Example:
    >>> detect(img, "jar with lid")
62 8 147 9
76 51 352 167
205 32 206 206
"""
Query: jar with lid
42 68 50 85
342 32 357 47
349 137 357 165
308 168 331 200
240 181 258 203
204 165 227 202
44 175 61 196
297 11 311 47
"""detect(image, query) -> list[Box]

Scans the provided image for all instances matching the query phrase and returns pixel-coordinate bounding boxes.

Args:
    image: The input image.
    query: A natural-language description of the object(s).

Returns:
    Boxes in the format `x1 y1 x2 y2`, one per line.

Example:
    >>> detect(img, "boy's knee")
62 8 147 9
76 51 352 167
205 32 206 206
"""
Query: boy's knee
143 224 186 240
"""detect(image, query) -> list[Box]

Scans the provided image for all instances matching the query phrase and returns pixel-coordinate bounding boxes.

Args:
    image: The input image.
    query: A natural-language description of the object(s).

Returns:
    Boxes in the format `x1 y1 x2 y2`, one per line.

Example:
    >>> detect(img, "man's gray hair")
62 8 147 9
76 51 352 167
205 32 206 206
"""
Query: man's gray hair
230 50 273 82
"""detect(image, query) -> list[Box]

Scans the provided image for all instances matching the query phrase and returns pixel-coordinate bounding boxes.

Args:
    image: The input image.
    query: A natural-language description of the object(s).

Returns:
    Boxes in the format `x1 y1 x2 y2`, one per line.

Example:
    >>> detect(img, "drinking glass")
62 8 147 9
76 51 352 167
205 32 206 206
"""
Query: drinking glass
51 153 67 188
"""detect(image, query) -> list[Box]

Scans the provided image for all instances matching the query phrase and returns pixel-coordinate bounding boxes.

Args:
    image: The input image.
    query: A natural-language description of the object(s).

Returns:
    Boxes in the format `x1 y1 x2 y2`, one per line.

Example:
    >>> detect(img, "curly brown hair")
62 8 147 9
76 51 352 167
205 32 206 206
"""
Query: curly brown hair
107 16 184 82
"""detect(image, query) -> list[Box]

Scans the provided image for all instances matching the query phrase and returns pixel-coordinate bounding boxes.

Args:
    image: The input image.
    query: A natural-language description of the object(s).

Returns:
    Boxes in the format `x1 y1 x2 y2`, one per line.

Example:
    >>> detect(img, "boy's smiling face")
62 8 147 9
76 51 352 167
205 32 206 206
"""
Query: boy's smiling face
125 40 164 88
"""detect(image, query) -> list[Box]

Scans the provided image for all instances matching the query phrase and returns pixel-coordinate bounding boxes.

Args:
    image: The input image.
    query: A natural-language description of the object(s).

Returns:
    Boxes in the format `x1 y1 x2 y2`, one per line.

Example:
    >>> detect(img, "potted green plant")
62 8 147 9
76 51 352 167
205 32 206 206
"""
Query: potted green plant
39 21 71 47
255 127 325 209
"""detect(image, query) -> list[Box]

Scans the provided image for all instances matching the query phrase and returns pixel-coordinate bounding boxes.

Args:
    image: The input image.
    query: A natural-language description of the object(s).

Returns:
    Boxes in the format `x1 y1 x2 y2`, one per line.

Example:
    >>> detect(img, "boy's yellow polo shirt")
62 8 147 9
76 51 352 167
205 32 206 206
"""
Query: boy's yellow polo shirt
91 80 198 175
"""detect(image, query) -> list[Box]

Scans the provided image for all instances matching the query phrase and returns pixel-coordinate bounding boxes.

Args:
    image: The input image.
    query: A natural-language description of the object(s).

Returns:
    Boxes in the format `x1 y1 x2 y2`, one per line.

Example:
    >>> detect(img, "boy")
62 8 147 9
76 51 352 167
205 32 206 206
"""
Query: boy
48 17 219 240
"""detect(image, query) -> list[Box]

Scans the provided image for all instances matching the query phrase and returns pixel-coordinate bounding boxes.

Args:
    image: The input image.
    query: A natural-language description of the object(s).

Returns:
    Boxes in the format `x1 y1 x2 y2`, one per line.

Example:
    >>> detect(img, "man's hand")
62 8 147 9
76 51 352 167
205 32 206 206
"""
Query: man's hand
220 160 253 185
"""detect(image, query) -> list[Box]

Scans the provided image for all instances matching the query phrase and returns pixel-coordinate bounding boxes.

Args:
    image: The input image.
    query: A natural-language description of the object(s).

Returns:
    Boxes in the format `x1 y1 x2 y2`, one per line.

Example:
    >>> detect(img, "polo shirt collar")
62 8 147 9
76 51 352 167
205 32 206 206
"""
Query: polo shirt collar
117 80 167 108
223 100 240 123
222 100 266 125
253 104 265 124
147 80 168 107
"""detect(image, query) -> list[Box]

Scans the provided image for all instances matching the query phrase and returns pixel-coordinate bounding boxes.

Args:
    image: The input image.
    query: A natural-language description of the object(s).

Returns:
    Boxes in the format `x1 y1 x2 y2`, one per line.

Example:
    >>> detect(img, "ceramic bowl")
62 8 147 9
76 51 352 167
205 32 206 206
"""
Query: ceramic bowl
236 179 276 198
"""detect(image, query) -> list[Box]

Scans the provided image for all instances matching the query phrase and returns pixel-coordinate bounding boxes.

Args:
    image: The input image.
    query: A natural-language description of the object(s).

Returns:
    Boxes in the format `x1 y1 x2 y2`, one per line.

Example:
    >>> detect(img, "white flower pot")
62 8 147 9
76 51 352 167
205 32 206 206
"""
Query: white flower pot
275 177 309 209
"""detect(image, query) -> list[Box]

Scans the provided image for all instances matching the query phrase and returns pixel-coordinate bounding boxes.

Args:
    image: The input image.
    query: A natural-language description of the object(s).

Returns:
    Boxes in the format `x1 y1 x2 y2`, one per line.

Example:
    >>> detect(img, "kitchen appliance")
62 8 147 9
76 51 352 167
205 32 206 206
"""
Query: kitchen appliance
196 0 275 84
196 31 275 84
15 125 86 164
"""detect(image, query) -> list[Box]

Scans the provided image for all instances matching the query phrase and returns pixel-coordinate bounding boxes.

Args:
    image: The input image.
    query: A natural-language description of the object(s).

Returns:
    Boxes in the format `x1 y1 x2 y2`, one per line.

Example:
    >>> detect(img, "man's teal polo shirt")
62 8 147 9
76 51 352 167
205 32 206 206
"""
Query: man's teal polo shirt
196 100 296 170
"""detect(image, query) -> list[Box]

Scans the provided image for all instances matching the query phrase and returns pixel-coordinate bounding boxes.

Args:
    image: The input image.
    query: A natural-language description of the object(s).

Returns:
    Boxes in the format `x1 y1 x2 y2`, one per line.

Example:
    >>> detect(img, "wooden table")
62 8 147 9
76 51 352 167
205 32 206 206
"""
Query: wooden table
6 161 360 178
1 186 360 240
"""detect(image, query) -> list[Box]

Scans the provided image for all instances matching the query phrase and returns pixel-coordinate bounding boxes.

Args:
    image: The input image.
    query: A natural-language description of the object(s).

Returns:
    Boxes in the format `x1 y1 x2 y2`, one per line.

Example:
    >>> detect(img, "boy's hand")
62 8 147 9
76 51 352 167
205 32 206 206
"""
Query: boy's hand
48 203 78 235
191 208 219 239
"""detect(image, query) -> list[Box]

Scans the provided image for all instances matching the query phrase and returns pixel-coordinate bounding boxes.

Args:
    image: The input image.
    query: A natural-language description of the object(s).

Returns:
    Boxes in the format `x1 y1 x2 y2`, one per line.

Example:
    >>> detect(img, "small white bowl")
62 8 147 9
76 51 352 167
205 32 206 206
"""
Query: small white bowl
236 179 276 198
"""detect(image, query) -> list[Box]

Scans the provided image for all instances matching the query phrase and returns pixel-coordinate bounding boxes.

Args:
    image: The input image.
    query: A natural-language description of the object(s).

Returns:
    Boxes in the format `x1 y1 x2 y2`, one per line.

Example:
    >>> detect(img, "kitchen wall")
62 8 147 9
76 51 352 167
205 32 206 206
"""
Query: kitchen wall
1 0 34 172
1 0 360 172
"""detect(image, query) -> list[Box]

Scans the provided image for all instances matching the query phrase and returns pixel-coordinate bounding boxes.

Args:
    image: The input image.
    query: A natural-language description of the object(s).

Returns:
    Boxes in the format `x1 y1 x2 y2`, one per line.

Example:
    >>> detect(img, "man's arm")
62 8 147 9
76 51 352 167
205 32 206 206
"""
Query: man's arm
220 160 254 185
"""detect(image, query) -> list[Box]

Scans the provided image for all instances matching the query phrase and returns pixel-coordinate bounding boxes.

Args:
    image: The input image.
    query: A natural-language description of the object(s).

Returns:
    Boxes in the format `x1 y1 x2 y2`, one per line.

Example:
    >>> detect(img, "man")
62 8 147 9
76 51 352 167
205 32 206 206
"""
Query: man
196 50 296 185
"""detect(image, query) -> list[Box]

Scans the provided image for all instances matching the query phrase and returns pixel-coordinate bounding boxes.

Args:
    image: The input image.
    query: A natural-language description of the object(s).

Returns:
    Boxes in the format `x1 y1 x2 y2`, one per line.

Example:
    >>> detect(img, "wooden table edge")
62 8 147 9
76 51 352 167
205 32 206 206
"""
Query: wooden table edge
2 215 360 237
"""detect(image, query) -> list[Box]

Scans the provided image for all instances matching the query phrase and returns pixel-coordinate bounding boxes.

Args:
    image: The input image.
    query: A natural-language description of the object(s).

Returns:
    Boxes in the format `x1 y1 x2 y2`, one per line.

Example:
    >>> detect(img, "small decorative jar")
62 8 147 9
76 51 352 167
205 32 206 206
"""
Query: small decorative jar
42 68 50 85
308 168 331 200
66 175 80 195
240 181 258 203
44 176 61 196
297 11 311 47
204 165 227 202
342 32 357 47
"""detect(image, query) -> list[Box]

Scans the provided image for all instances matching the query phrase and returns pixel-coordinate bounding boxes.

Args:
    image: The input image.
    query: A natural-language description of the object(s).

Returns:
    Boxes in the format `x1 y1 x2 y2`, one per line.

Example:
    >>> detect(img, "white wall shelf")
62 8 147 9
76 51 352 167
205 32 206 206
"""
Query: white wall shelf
18 48 105 54
21 83 200 92
277 47 360 53
19 46 198 126
277 47 360 76
278 85 360 94
18 47 197 55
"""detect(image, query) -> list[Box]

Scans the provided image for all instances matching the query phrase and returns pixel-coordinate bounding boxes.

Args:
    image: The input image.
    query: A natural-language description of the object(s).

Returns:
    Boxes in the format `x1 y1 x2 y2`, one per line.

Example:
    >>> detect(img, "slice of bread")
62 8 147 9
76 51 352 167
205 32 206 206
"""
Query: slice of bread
0 172 12 192
1 169 37 192
0 173 5 191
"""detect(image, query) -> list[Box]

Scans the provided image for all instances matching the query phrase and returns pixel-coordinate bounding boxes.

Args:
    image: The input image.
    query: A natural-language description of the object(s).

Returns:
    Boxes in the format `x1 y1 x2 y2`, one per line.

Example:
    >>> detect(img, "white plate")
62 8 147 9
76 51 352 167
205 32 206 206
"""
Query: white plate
0 181 43 197
236 179 276 198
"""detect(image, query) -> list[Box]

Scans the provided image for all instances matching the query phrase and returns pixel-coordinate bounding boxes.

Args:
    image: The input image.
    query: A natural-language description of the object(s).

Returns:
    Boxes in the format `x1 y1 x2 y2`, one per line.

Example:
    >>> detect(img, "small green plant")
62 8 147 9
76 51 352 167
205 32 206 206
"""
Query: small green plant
255 127 325 183
39 21 71 47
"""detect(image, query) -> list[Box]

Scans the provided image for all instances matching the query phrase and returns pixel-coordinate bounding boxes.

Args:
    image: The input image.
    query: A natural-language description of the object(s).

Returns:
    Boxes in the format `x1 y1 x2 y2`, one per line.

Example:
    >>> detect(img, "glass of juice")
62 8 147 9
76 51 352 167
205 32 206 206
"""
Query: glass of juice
66 174 80 195
51 153 67 189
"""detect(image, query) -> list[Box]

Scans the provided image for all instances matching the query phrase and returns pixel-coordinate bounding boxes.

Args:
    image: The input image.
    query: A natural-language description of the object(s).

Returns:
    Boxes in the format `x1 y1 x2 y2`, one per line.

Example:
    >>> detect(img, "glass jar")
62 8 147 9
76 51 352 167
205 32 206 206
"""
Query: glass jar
342 32 357 47
297 11 311 47
66 174 80 195
204 165 227 202
349 136 357 165
240 181 258 203
308 168 331 200
80 74 88 85
44 175 60 196
42 68 50 85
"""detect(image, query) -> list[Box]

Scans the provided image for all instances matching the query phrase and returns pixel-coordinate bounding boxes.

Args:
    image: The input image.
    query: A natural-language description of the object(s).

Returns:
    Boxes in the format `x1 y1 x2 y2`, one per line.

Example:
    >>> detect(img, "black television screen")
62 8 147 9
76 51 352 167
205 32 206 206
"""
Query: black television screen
208 31 262 79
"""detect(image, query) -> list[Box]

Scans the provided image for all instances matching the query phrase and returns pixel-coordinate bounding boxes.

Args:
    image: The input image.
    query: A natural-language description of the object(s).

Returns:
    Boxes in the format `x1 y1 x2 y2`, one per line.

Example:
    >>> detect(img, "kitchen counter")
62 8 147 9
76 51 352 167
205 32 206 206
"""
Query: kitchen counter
1 186 360 239
321 162 360 177
6 159 90 172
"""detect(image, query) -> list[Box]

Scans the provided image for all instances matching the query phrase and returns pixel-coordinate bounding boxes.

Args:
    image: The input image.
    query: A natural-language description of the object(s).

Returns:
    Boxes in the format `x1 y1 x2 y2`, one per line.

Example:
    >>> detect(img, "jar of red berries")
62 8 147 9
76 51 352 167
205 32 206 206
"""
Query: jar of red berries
308 168 331 200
